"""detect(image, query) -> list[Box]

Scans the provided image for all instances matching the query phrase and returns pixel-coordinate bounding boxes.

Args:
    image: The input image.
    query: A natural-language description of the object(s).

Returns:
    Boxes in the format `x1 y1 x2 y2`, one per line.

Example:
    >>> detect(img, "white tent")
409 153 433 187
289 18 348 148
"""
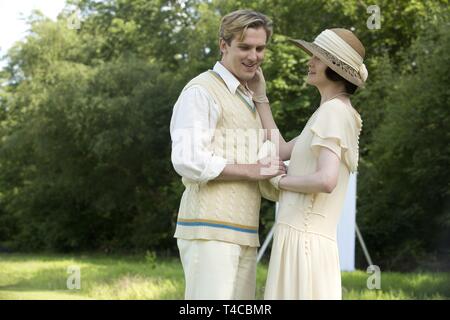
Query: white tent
337 172 357 271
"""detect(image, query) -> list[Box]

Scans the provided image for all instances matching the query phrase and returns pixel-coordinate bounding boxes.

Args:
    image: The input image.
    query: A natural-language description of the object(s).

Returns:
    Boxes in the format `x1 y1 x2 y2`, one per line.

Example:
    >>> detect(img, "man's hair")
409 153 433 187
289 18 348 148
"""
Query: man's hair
325 67 358 94
219 9 273 45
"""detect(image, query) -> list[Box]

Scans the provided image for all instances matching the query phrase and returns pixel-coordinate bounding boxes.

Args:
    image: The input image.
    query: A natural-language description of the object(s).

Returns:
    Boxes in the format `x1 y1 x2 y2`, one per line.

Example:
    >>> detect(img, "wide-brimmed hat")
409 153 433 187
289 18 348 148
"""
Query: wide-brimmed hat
290 28 368 87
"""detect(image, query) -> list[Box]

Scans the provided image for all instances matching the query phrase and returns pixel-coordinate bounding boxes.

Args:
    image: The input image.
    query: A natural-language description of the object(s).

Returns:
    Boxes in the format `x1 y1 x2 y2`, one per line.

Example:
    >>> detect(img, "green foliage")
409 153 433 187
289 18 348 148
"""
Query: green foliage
0 12 184 251
357 14 450 270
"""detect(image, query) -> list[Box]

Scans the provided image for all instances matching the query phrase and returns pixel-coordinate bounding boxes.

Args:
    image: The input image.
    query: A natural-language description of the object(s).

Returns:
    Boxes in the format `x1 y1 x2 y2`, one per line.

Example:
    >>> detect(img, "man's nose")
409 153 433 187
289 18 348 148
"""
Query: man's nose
248 49 257 61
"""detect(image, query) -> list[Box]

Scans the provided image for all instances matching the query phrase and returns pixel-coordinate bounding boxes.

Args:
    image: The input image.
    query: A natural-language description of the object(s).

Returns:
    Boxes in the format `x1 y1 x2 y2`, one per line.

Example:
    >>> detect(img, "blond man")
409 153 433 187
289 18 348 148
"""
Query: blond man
170 9 285 300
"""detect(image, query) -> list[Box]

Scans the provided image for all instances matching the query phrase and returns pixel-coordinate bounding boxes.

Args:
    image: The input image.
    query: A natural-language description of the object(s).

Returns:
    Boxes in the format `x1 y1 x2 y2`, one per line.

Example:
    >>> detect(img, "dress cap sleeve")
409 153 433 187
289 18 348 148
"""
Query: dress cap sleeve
310 101 361 172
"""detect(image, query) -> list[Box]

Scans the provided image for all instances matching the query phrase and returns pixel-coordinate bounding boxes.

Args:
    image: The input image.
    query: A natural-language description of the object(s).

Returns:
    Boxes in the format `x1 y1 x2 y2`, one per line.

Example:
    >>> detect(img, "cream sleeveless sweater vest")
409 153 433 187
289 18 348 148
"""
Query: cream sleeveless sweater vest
174 70 265 247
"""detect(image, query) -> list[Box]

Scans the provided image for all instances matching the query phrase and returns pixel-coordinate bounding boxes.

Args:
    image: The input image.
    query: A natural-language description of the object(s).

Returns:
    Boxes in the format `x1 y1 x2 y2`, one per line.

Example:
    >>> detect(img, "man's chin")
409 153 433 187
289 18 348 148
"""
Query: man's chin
241 71 257 81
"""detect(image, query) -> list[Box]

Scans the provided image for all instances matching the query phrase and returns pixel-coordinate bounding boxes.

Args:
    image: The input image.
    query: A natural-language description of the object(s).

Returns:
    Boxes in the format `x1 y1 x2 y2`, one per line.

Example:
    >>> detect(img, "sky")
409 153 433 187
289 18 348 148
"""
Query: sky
0 0 67 67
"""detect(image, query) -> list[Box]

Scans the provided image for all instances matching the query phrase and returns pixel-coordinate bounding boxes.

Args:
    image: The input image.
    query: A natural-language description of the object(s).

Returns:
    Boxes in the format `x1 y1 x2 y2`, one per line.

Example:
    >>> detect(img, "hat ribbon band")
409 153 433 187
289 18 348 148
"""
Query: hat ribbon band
313 29 368 82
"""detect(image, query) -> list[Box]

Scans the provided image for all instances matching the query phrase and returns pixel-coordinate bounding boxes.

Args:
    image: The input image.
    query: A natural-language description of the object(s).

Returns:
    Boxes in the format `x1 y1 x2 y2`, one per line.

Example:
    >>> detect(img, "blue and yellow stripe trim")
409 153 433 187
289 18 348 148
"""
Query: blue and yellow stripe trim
177 218 258 234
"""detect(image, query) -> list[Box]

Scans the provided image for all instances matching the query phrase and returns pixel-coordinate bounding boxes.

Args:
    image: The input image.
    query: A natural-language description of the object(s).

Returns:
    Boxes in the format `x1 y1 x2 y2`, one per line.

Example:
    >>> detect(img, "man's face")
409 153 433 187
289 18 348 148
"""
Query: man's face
220 27 267 83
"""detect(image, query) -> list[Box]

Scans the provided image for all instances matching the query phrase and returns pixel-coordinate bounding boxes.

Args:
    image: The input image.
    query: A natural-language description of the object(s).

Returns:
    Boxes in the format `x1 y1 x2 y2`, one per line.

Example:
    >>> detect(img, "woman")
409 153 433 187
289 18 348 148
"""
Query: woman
249 28 367 299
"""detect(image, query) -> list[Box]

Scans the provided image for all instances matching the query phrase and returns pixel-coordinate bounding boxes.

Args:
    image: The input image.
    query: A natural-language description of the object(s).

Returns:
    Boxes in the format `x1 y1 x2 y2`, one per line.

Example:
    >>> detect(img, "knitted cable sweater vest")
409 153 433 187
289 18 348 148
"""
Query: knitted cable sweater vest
174 70 264 247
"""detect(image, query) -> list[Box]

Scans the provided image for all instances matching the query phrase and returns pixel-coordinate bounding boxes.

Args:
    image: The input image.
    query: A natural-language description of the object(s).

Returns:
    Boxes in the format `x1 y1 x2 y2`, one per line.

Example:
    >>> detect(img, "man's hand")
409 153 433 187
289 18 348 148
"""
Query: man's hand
248 67 269 104
247 156 287 180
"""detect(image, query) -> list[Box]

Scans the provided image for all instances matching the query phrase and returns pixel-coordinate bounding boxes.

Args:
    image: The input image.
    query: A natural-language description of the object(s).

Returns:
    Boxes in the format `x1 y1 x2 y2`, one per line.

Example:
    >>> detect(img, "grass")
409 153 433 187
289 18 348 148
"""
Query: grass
0 253 449 300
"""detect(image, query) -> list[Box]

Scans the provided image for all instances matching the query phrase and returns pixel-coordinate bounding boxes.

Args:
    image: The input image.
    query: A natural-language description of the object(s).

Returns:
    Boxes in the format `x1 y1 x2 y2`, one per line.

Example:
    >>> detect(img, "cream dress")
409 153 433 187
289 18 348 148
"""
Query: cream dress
264 98 362 300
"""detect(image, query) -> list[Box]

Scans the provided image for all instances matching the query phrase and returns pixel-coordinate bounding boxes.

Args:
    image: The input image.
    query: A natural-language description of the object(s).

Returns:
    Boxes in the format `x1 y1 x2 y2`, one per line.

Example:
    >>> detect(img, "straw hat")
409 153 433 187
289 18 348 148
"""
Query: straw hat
290 28 367 87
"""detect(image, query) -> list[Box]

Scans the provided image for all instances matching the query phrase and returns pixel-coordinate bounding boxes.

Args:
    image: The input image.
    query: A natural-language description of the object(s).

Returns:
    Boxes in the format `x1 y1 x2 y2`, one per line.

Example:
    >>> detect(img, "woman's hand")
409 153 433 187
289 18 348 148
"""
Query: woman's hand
248 67 269 104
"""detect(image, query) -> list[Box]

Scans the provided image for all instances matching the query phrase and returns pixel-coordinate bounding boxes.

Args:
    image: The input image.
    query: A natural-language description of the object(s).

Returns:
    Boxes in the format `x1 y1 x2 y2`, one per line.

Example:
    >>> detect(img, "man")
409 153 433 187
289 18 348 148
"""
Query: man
170 9 285 300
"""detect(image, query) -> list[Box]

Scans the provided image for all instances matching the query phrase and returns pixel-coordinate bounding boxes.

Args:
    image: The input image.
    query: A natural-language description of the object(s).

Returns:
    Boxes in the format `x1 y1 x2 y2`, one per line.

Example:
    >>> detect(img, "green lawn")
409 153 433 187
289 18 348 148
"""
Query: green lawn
0 253 448 300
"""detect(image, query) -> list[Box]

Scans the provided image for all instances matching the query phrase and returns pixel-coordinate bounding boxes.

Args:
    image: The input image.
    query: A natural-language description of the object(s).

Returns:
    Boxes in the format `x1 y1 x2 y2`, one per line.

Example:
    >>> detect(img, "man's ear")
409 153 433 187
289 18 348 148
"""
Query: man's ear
219 38 228 56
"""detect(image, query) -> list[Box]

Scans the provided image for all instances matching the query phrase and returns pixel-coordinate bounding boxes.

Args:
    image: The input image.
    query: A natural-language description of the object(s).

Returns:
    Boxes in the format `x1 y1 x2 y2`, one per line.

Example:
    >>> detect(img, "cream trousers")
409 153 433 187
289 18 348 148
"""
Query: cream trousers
177 239 257 300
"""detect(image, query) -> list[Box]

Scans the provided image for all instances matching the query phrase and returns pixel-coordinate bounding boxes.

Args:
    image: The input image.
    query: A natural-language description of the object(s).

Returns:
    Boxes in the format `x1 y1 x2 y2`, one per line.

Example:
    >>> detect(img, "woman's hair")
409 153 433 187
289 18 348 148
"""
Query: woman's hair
325 67 358 94
219 9 273 45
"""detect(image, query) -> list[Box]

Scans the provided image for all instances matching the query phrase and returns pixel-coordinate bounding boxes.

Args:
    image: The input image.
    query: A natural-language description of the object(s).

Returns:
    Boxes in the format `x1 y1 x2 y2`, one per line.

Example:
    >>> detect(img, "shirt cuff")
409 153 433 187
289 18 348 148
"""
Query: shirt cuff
270 174 287 190
198 155 227 184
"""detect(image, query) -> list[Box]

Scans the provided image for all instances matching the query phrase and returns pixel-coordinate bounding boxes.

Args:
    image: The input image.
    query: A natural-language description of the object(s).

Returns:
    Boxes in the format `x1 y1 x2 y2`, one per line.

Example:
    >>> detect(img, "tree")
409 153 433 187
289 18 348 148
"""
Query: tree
357 14 450 270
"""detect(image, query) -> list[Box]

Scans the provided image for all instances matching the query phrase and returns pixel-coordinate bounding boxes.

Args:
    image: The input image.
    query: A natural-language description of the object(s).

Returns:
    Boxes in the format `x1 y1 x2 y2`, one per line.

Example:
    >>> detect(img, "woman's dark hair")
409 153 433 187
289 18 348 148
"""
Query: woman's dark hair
325 67 358 94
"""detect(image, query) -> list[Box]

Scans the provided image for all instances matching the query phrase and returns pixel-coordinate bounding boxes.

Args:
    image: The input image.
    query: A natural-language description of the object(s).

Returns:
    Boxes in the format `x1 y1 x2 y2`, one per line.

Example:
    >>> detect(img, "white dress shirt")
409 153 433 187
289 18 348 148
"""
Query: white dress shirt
170 62 255 183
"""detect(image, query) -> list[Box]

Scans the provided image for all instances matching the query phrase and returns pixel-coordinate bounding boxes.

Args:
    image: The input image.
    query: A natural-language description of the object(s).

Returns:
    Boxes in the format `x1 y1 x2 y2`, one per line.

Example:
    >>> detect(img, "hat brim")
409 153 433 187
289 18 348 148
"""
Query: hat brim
289 39 364 88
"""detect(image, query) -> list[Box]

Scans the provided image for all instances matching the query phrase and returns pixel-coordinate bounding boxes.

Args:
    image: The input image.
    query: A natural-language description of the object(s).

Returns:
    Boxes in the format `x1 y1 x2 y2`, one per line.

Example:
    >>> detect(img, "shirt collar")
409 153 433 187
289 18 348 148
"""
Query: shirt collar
213 61 241 94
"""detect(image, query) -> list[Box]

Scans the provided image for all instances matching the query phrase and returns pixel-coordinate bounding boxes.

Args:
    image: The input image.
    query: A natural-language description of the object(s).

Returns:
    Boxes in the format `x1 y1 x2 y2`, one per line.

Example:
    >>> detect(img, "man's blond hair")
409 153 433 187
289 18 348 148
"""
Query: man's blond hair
219 9 273 45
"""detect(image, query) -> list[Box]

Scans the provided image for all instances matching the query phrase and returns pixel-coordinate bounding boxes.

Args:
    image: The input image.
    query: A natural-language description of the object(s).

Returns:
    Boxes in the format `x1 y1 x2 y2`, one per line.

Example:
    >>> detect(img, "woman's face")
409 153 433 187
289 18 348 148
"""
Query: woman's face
306 55 328 87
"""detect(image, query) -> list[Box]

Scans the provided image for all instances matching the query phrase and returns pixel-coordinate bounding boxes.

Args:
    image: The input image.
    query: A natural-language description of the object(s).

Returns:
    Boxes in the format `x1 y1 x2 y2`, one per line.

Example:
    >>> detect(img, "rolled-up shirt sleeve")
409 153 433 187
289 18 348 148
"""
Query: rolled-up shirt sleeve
170 85 227 183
